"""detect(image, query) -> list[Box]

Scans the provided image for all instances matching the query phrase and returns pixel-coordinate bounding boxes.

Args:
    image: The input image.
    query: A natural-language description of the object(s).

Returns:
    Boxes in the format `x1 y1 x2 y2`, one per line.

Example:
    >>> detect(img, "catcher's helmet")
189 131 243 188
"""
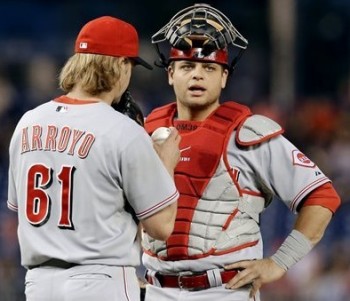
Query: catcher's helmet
169 47 229 66
152 3 248 74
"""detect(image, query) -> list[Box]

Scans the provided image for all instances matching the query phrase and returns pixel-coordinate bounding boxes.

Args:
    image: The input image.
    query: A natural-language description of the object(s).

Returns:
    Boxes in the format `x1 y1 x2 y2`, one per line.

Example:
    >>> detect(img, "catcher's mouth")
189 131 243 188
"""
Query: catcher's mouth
188 85 206 91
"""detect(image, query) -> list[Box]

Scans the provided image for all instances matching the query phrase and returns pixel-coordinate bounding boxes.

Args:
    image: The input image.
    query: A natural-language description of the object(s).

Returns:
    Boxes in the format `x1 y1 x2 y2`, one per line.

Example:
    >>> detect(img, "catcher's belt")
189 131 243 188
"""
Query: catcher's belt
146 269 239 290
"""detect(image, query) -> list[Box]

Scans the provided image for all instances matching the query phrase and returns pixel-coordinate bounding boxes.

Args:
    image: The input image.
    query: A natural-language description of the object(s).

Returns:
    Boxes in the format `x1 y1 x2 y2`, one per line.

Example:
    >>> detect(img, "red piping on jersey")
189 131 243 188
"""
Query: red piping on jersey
235 120 284 146
222 208 239 230
299 182 341 213
137 189 179 219
54 95 100 105
290 176 329 212
122 267 131 301
7 201 17 211
145 101 253 261
213 240 259 256
241 189 263 197
143 240 259 260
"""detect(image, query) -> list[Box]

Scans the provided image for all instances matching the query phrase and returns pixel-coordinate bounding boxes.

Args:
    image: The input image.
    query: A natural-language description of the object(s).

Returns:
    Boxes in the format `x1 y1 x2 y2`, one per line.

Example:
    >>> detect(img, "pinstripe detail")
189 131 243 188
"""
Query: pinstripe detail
290 177 329 212
122 267 131 301
137 190 179 218
7 201 18 211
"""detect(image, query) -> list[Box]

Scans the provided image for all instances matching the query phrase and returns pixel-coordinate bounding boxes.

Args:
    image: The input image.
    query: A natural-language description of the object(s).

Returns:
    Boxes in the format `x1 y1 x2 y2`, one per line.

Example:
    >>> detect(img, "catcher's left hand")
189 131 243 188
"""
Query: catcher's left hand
224 258 286 298
112 89 145 127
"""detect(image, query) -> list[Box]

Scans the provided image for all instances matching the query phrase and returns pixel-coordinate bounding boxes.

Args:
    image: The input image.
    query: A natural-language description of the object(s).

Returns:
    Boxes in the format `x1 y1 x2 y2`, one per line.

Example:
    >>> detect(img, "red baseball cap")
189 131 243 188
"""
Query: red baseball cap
75 16 152 70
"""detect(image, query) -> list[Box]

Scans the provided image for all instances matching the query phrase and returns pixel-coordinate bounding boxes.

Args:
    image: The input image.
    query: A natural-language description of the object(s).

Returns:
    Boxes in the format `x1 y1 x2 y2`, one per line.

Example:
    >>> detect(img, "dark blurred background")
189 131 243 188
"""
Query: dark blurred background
0 0 349 300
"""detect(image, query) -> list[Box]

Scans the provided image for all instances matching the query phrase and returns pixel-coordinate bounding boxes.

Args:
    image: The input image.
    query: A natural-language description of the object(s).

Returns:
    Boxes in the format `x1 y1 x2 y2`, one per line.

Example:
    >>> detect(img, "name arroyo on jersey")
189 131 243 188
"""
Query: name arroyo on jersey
20 125 95 159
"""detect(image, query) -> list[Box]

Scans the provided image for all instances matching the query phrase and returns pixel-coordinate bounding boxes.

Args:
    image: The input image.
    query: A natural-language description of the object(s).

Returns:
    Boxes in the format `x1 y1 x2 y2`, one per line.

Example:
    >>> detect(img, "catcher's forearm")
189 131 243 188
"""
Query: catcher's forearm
293 205 333 245
271 205 332 270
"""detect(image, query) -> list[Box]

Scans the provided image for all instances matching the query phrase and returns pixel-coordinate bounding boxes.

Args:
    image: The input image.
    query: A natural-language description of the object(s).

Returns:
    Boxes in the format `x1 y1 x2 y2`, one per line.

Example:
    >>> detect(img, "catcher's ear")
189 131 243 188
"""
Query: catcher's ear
168 66 174 86
221 68 229 89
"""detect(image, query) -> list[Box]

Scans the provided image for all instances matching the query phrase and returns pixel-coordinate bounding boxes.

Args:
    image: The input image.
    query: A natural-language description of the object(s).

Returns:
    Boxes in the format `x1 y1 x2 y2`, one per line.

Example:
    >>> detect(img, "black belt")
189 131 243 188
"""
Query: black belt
146 269 239 291
28 259 78 270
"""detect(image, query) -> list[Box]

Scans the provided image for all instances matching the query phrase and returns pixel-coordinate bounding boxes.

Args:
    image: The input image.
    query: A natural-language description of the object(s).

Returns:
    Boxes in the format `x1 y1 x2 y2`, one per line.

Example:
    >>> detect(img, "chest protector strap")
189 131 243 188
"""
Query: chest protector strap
145 102 252 260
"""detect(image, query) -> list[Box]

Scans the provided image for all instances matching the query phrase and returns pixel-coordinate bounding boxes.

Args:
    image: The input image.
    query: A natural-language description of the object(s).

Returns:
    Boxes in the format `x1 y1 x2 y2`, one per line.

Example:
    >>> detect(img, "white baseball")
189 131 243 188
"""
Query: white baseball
151 127 172 144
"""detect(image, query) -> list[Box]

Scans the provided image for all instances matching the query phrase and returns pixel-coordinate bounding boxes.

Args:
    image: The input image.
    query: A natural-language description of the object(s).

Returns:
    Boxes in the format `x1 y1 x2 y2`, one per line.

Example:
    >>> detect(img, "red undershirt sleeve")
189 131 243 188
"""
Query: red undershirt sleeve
299 182 341 213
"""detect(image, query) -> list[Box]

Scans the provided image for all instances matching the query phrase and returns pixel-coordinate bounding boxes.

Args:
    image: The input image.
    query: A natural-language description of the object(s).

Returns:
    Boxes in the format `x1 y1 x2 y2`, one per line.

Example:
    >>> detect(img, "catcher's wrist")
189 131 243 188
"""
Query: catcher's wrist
270 229 313 271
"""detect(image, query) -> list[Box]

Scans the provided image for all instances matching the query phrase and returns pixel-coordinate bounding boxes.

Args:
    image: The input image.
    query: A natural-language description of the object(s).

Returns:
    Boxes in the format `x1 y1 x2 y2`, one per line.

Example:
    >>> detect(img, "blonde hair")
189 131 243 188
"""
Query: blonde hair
59 53 124 95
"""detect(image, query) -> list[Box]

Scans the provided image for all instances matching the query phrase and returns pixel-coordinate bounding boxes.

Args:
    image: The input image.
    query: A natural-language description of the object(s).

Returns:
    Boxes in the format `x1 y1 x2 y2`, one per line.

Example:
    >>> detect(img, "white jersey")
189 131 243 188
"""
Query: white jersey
7 96 178 268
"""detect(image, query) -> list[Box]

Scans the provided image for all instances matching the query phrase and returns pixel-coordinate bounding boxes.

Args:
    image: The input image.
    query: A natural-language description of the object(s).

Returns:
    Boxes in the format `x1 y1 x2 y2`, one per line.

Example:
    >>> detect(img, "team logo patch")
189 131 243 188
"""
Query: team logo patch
292 150 315 168
79 42 88 49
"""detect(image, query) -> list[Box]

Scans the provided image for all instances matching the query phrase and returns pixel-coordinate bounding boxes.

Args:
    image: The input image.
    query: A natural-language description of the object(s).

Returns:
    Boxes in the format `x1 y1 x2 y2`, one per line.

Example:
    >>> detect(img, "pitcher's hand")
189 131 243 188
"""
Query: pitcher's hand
153 127 181 175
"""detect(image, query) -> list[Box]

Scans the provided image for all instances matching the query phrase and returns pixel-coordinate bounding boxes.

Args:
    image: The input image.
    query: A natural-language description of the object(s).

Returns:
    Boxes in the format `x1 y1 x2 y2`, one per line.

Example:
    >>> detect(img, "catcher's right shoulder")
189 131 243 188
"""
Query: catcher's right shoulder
236 114 284 146
145 102 177 133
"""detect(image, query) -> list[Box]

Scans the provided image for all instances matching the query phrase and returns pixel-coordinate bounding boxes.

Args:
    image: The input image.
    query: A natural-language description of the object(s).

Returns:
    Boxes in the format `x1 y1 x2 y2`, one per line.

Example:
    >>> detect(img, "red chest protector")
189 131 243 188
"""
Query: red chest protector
145 102 252 260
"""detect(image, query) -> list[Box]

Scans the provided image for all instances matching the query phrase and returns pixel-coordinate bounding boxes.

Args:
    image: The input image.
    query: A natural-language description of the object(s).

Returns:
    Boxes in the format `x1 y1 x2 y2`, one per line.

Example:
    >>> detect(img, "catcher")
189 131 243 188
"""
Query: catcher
141 3 341 301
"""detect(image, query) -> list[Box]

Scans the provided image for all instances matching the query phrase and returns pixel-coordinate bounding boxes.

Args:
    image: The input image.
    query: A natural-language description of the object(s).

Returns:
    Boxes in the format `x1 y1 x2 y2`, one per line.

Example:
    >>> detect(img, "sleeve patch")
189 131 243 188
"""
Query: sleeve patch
292 150 316 168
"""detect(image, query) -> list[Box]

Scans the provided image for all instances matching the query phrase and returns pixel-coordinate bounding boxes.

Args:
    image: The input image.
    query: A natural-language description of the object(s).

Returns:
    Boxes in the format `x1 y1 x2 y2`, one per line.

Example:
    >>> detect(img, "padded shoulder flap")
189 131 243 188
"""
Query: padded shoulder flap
144 102 177 134
236 114 284 146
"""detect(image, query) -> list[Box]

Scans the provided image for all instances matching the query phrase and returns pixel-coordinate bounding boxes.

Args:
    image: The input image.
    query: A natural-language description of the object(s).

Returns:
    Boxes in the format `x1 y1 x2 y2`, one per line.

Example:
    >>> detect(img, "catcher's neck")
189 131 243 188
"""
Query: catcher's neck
176 101 220 121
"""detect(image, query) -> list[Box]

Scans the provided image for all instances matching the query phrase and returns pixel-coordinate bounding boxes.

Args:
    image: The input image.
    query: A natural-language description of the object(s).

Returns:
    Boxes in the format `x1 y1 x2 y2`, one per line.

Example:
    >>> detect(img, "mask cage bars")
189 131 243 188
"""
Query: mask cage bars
151 3 248 74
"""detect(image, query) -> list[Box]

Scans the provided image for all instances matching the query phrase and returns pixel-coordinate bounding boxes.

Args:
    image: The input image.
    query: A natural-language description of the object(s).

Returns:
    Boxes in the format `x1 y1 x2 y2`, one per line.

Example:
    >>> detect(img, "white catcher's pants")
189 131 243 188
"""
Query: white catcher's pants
145 283 260 301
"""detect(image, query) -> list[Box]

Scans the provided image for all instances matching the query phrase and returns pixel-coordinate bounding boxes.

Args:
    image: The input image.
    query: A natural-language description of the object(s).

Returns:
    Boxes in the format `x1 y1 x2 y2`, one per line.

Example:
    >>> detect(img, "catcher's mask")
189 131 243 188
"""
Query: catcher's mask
152 3 248 74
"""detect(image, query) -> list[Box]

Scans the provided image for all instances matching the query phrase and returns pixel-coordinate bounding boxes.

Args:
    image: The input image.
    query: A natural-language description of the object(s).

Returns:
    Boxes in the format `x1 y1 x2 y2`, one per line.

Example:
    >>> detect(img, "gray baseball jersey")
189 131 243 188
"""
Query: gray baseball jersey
143 116 330 272
143 116 329 301
7 96 178 268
